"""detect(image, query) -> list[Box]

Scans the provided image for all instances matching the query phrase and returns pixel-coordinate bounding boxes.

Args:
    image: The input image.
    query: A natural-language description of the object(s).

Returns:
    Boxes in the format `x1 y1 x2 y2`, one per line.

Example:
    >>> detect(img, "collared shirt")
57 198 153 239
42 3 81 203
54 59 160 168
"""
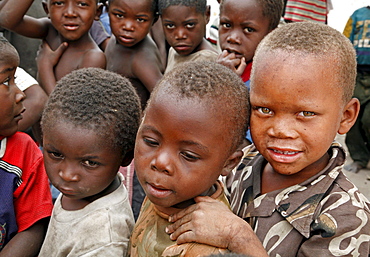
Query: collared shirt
225 143 370 257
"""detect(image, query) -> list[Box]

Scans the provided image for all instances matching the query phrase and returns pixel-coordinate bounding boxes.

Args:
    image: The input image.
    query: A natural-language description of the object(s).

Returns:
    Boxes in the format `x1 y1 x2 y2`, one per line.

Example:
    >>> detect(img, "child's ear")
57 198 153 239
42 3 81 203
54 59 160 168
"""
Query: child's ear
220 150 243 176
121 149 134 167
153 12 159 25
338 97 360 135
42 1 49 17
95 3 103 21
205 5 211 24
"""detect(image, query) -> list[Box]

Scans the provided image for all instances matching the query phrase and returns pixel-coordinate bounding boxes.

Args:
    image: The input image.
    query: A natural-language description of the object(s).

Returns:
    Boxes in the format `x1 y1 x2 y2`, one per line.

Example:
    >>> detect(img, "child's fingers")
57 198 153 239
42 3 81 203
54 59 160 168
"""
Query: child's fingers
168 203 196 224
235 57 246 76
55 42 68 57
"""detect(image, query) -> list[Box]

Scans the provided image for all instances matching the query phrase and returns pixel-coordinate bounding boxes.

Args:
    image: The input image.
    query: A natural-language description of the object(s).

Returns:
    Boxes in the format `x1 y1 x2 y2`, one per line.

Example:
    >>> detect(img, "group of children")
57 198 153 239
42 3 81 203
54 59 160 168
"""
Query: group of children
0 0 369 256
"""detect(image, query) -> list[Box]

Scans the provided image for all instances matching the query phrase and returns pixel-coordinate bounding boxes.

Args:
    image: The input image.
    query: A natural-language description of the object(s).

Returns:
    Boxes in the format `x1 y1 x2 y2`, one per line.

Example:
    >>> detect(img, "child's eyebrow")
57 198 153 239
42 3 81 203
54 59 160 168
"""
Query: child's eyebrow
111 8 124 13
140 125 209 153
141 124 162 137
0 66 16 74
179 139 209 153
136 14 150 18
182 18 198 24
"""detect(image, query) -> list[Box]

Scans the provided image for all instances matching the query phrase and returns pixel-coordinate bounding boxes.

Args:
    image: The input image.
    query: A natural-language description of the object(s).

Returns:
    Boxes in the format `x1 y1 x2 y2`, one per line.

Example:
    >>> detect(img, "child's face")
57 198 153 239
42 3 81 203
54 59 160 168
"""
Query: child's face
108 0 155 47
135 92 239 214
162 5 208 56
0 49 25 137
250 52 353 178
219 0 270 62
47 0 99 41
43 121 123 201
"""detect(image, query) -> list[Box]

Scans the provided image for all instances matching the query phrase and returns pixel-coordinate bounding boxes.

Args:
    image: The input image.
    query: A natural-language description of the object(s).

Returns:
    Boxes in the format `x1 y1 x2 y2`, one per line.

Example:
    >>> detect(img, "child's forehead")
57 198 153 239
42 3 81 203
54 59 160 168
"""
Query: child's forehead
47 0 98 3
162 4 201 16
221 0 261 10
111 0 153 7
251 50 342 98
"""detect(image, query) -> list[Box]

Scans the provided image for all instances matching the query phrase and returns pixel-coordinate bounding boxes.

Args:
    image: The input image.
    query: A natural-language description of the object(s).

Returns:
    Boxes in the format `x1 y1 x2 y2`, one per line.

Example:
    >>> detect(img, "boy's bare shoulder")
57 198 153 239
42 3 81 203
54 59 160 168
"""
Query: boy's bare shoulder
131 36 163 70
80 47 106 69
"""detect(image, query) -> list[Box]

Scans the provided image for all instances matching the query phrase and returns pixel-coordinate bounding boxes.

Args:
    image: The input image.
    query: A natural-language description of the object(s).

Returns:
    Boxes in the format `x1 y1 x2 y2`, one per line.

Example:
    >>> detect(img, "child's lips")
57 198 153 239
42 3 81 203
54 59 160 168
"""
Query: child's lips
146 182 173 199
59 186 77 196
226 48 243 58
14 108 26 121
119 35 135 44
267 147 302 163
174 45 191 52
63 24 79 31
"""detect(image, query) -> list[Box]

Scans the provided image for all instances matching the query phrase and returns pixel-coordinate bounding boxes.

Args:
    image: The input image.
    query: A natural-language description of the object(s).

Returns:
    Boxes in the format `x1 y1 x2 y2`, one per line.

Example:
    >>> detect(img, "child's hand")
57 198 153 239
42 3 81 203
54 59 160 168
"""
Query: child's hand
36 40 68 68
217 50 246 77
165 196 268 256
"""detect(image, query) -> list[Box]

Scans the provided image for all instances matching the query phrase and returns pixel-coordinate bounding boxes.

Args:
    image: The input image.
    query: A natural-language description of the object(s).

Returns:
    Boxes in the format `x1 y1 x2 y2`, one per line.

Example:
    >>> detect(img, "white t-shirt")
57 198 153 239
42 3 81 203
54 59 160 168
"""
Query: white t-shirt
15 67 38 91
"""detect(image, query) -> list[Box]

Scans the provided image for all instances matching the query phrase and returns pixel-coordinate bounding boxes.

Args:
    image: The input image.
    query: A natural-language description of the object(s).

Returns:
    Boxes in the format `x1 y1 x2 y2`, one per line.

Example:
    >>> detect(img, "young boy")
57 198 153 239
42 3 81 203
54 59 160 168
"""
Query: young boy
166 22 370 257
0 0 106 95
0 36 53 256
217 0 283 88
39 67 141 256
105 0 164 109
343 6 370 173
130 61 249 256
159 0 219 73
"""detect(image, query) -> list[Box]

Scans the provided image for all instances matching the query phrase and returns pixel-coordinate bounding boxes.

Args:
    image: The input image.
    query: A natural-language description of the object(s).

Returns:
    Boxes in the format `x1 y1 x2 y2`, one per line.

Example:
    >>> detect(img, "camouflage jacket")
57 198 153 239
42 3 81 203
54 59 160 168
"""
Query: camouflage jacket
225 143 370 257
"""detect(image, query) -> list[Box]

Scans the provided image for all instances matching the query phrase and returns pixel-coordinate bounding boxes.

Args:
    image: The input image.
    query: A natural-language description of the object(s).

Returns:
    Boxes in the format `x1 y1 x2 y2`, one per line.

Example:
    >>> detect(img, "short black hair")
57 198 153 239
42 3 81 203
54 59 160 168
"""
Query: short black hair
42 68 142 156
221 0 284 30
158 0 206 15
149 61 249 151
0 35 19 63
252 22 357 102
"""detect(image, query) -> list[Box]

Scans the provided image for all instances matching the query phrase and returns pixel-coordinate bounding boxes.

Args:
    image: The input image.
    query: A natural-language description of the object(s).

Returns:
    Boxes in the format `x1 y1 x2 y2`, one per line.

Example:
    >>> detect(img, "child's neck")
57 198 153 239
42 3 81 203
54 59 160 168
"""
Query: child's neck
155 184 217 216
59 32 94 47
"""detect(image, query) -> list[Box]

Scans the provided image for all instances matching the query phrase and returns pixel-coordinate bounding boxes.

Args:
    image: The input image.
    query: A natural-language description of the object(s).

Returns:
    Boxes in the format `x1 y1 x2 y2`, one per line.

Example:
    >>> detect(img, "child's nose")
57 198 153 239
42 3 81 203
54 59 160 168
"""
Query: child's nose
64 3 77 17
267 119 299 139
226 30 241 45
59 163 80 182
150 151 173 175
123 20 135 31
14 85 26 103
175 28 187 40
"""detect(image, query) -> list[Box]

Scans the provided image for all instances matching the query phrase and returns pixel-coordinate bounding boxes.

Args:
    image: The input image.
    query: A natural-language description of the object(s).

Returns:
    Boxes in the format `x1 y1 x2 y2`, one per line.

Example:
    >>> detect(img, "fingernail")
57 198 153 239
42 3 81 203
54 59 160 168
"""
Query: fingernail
165 227 169 234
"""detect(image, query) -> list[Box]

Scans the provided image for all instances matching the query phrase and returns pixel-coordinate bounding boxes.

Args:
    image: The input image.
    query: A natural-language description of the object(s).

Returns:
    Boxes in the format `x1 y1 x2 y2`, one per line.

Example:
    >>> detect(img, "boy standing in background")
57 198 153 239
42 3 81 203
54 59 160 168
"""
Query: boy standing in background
0 0 106 95
159 0 219 73
343 6 370 173
105 0 164 109
217 0 283 88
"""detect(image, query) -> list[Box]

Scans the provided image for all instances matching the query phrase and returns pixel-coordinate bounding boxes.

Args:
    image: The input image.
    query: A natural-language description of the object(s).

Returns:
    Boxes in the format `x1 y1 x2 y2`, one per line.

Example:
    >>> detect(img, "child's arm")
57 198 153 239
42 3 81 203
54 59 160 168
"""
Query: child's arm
0 0 49 38
217 50 246 77
0 218 49 257
36 40 68 95
15 69 48 132
132 47 163 92
18 84 48 131
166 196 268 257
